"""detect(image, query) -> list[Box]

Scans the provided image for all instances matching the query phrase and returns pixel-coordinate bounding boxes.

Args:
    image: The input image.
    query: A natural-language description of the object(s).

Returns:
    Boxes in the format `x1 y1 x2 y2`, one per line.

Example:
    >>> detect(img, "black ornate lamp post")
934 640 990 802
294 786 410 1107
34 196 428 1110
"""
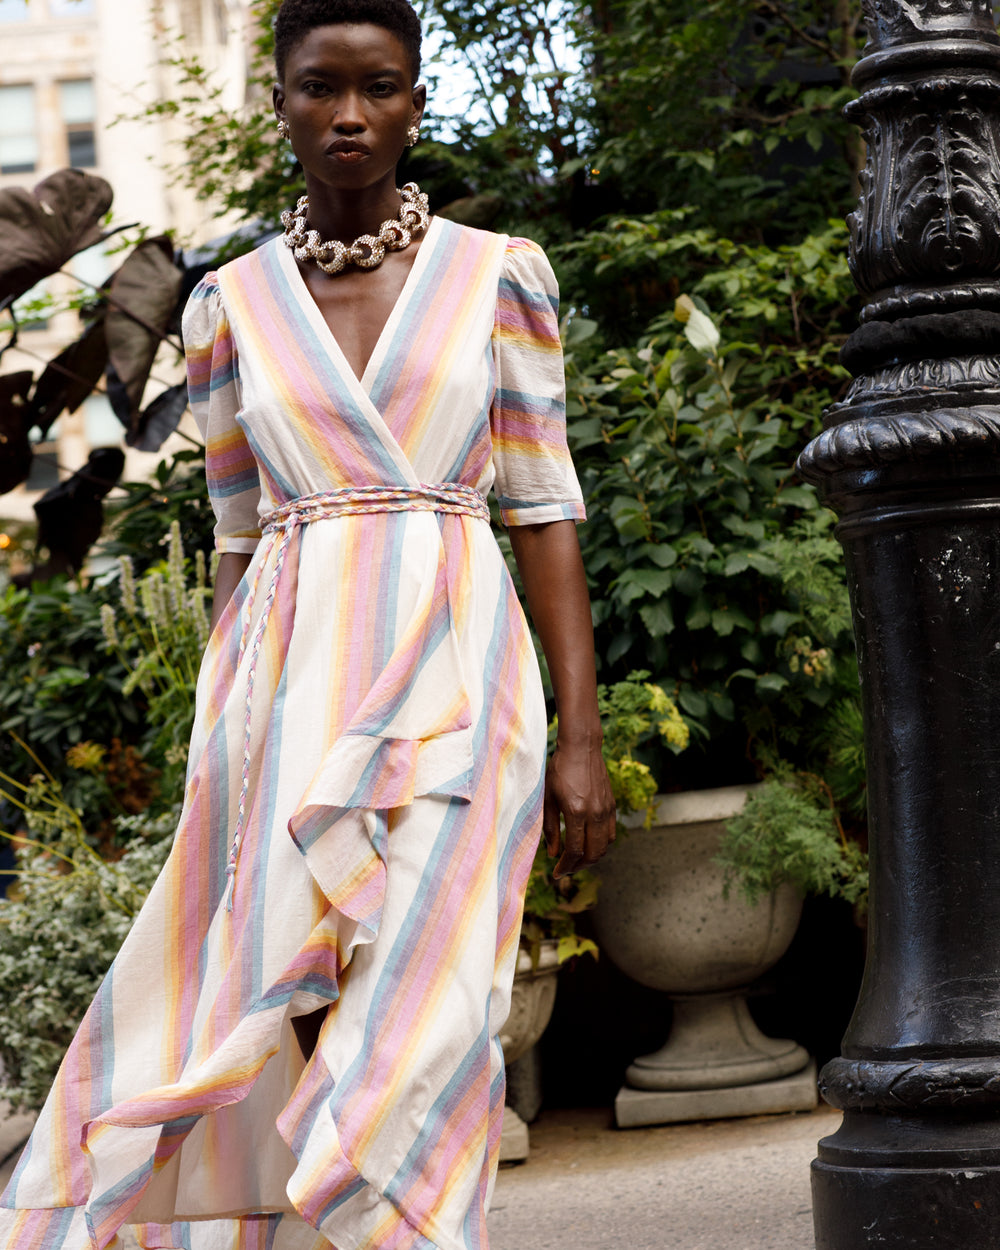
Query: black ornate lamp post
797 0 1000 1245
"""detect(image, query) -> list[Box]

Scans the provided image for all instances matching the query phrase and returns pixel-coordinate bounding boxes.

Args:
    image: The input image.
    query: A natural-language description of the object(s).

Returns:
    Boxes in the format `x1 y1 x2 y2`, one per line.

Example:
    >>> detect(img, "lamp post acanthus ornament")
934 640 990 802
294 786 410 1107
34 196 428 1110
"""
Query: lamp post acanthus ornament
798 0 1000 1244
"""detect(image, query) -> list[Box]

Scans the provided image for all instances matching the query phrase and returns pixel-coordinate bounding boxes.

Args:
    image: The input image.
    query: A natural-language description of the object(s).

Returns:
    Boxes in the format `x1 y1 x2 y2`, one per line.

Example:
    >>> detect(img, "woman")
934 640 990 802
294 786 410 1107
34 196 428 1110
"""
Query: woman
0 1 614 1247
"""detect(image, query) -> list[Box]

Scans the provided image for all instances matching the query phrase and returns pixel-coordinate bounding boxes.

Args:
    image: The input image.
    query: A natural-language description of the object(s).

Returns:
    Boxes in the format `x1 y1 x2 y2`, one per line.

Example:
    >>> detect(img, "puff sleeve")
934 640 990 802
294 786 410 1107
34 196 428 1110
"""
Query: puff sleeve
490 237 586 527
182 274 262 554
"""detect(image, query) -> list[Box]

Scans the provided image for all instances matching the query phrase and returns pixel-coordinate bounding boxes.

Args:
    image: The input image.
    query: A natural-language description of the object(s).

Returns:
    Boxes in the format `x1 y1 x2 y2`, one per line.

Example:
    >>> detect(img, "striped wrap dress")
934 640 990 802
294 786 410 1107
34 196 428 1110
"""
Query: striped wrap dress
0 217 585 1250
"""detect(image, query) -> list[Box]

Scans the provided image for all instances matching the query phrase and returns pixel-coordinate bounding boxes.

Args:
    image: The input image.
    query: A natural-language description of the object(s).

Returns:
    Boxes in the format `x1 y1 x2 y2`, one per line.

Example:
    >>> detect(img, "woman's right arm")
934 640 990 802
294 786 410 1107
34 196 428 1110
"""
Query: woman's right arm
210 552 253 632
183 277 260 636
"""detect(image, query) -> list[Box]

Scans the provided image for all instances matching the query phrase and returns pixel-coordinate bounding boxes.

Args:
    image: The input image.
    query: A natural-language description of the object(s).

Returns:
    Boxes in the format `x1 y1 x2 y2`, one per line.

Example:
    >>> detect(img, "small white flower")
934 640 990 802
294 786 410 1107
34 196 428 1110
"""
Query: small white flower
674 294 720 355
118 556 137 615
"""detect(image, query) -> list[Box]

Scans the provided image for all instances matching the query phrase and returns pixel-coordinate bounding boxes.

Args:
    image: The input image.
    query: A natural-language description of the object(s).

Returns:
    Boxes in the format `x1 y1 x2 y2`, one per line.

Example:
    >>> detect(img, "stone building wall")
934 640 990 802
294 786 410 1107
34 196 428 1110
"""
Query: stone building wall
0 0 256 524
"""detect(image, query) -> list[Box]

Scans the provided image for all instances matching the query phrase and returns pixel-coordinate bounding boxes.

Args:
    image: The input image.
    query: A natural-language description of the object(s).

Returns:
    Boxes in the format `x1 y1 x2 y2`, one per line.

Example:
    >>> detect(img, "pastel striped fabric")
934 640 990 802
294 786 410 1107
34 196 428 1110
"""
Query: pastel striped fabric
0 219 585 1250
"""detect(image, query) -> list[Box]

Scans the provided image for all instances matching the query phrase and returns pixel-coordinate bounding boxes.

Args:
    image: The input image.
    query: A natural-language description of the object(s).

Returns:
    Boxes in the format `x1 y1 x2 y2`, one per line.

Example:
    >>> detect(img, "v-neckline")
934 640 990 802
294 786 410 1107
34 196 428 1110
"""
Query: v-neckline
276 215 442 393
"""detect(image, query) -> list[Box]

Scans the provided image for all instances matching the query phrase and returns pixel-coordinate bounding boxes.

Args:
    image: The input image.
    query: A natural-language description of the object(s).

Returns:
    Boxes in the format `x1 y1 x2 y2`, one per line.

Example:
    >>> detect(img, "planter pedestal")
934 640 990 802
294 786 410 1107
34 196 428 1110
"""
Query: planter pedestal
627 990 808 1090
499 943 560 1163
592 785 817 1128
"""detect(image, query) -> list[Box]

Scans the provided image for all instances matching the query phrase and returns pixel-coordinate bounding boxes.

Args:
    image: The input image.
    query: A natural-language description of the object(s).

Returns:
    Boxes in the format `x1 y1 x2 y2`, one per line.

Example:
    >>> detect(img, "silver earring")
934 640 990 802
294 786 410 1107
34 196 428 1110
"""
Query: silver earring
406 125 419 148
277 118 290 139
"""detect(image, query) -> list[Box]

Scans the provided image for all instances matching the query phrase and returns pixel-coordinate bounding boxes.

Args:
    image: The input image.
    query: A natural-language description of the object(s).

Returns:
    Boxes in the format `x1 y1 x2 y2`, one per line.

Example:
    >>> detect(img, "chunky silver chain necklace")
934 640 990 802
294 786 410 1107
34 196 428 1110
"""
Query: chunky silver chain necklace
280 182 430 276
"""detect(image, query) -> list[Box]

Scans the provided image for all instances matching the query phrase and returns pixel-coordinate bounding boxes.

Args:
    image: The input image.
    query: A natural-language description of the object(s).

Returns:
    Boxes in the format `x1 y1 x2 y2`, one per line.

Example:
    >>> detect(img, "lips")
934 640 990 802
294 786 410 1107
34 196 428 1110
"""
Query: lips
326 139 371 160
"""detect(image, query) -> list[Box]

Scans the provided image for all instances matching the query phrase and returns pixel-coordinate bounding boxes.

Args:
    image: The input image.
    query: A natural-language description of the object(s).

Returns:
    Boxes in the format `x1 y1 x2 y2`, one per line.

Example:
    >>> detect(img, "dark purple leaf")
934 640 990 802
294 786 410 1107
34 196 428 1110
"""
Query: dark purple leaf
127 381 189 452
104 236 183 434
34 446 125 573
104 361 131 428
0 372 34 494
0 169 113 302
25 316 108 437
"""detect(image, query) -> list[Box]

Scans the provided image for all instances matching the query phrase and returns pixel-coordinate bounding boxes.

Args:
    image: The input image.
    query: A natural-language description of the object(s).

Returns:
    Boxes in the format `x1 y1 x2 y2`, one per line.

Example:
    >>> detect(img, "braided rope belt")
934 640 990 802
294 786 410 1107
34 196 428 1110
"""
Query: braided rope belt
223 482 490 911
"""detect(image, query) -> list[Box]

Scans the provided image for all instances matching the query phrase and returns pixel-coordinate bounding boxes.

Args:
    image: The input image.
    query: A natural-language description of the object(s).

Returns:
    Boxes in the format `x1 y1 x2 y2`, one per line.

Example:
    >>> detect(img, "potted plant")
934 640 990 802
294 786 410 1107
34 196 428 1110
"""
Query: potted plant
590 773 867 1127
505 673 683 1061
500 837 602 1161
559 295 868 1124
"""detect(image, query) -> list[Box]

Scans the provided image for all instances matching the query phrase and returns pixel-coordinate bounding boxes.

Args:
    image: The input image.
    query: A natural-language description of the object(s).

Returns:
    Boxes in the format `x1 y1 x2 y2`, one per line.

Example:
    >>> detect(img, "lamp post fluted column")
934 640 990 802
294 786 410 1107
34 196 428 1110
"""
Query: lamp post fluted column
797 0 1000 1245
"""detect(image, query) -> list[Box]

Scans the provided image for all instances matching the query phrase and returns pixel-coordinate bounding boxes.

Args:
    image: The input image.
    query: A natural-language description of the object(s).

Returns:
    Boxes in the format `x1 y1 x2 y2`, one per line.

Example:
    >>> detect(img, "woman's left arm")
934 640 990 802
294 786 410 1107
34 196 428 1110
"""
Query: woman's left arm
508 519 616 878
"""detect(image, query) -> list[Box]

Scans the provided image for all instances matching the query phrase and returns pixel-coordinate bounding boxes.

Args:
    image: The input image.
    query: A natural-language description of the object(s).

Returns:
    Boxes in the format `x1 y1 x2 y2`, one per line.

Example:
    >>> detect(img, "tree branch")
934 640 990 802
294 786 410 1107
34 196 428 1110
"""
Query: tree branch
756 0 838 58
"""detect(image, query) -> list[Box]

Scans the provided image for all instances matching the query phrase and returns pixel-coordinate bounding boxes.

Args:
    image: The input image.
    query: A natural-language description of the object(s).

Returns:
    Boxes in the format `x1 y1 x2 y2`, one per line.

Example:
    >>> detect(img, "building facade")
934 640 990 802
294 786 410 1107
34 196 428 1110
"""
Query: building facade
0 0 256 525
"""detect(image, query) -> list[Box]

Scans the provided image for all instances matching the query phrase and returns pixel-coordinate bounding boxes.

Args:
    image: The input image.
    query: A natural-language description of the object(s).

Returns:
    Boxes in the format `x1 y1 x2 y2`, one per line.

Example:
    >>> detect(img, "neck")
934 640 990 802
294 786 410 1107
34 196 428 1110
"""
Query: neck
300 175 403 241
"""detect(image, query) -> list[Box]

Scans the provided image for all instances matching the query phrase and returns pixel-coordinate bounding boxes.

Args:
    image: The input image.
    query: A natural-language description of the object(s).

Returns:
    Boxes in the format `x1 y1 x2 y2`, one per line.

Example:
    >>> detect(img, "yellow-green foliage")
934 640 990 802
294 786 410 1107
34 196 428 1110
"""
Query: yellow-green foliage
597 670 690 825
521 842 600 968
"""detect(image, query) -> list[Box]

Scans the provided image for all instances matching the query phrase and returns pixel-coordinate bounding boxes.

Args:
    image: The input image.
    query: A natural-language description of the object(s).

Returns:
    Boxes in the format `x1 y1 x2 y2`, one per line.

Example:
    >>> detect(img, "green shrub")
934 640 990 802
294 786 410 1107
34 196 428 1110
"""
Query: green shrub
564 296 858 792
100 521 213 799
0 580 140 821
0 526 213 1109
716 775 868 908
0 760 177 1111
99 447 214 575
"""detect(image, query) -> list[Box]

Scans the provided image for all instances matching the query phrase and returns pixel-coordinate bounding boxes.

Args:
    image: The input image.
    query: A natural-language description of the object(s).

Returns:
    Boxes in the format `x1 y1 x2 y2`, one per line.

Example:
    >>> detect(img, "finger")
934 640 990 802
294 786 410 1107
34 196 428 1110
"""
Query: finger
584 808 617 865
554 810 585 878
542 793 561 859
580 786 618 862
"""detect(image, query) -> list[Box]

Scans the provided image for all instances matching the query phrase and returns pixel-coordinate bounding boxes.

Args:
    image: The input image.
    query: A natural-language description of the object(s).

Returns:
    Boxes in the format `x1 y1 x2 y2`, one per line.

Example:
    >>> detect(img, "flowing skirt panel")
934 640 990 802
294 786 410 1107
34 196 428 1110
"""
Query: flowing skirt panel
0 513 545 1250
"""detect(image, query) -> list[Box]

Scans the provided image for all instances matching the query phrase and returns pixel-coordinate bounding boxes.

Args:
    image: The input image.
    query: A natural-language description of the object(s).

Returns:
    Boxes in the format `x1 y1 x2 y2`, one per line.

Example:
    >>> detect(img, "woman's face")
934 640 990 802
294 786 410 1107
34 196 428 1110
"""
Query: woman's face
274 23 425 194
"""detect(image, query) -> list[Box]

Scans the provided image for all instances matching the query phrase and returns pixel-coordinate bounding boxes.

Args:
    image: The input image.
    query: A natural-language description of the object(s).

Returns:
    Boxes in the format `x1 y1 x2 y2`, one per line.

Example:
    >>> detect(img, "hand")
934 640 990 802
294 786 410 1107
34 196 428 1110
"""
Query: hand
543 739 617 878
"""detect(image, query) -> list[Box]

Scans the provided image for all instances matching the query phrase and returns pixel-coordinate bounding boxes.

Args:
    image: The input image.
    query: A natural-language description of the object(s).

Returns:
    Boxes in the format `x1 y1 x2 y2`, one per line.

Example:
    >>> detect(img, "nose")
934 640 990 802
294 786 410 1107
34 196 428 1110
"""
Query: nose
333 89 365 133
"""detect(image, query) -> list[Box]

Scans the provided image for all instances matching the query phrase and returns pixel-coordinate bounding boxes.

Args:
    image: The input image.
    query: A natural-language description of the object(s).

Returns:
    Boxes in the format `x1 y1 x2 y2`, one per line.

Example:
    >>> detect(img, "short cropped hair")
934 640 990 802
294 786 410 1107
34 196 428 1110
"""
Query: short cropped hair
274 0 422 83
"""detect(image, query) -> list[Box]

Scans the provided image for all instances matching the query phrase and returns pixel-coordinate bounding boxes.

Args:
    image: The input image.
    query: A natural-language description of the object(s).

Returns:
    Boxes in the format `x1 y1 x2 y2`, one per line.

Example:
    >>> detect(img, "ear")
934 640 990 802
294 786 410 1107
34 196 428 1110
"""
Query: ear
410 84 426 131
273 82 286 121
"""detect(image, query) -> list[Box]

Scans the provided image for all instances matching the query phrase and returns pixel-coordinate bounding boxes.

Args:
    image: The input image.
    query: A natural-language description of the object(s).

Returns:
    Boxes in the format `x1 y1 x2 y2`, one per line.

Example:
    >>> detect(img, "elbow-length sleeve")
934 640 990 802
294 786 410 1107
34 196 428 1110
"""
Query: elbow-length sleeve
182 273 261 554
490 237 586 527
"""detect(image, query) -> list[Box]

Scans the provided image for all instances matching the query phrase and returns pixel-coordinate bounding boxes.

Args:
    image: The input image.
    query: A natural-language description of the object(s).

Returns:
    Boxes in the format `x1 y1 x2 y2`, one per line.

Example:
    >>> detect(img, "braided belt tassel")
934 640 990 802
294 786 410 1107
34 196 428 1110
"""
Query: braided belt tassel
222 523 294 912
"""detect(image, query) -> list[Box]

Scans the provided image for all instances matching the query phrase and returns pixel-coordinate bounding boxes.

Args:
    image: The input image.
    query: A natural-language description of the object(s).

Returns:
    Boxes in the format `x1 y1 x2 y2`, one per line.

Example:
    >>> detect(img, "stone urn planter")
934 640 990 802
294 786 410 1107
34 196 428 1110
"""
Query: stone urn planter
499 940 560 1162
591 784 817 1127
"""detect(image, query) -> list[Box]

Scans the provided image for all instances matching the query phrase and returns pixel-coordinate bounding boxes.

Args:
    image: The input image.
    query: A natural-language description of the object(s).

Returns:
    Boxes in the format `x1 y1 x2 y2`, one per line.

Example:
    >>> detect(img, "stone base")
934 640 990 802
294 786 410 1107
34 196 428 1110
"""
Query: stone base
499 1105 530 1163
615 1059 818 1128
506 1044 543 1123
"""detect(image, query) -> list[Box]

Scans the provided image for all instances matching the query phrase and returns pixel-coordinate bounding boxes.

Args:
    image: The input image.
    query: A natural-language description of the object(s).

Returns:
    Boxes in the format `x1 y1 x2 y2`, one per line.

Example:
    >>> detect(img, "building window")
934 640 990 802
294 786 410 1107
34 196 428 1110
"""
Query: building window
0 85 37 175
0 0 29 23
60 79 97 168
49 0 94 14
214 0 229 45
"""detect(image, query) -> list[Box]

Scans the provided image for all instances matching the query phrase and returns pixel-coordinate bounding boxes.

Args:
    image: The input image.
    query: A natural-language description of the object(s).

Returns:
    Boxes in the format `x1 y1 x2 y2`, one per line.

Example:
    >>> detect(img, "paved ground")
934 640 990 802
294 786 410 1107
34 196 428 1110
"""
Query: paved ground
489 1104 841 1250
1 1100 839 1248
0 1103 33 1192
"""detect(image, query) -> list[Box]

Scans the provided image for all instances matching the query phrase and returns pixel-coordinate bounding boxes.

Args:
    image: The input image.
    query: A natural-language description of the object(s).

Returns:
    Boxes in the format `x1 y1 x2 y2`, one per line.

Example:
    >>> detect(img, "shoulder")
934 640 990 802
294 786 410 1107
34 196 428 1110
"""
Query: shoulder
504 235 547 261
431 218 549 266
182 270 225 348
219 234 280 276
182 236 280 343
492 237 562 346
430 215 509 262
189 269 221 300
500 235 558 297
